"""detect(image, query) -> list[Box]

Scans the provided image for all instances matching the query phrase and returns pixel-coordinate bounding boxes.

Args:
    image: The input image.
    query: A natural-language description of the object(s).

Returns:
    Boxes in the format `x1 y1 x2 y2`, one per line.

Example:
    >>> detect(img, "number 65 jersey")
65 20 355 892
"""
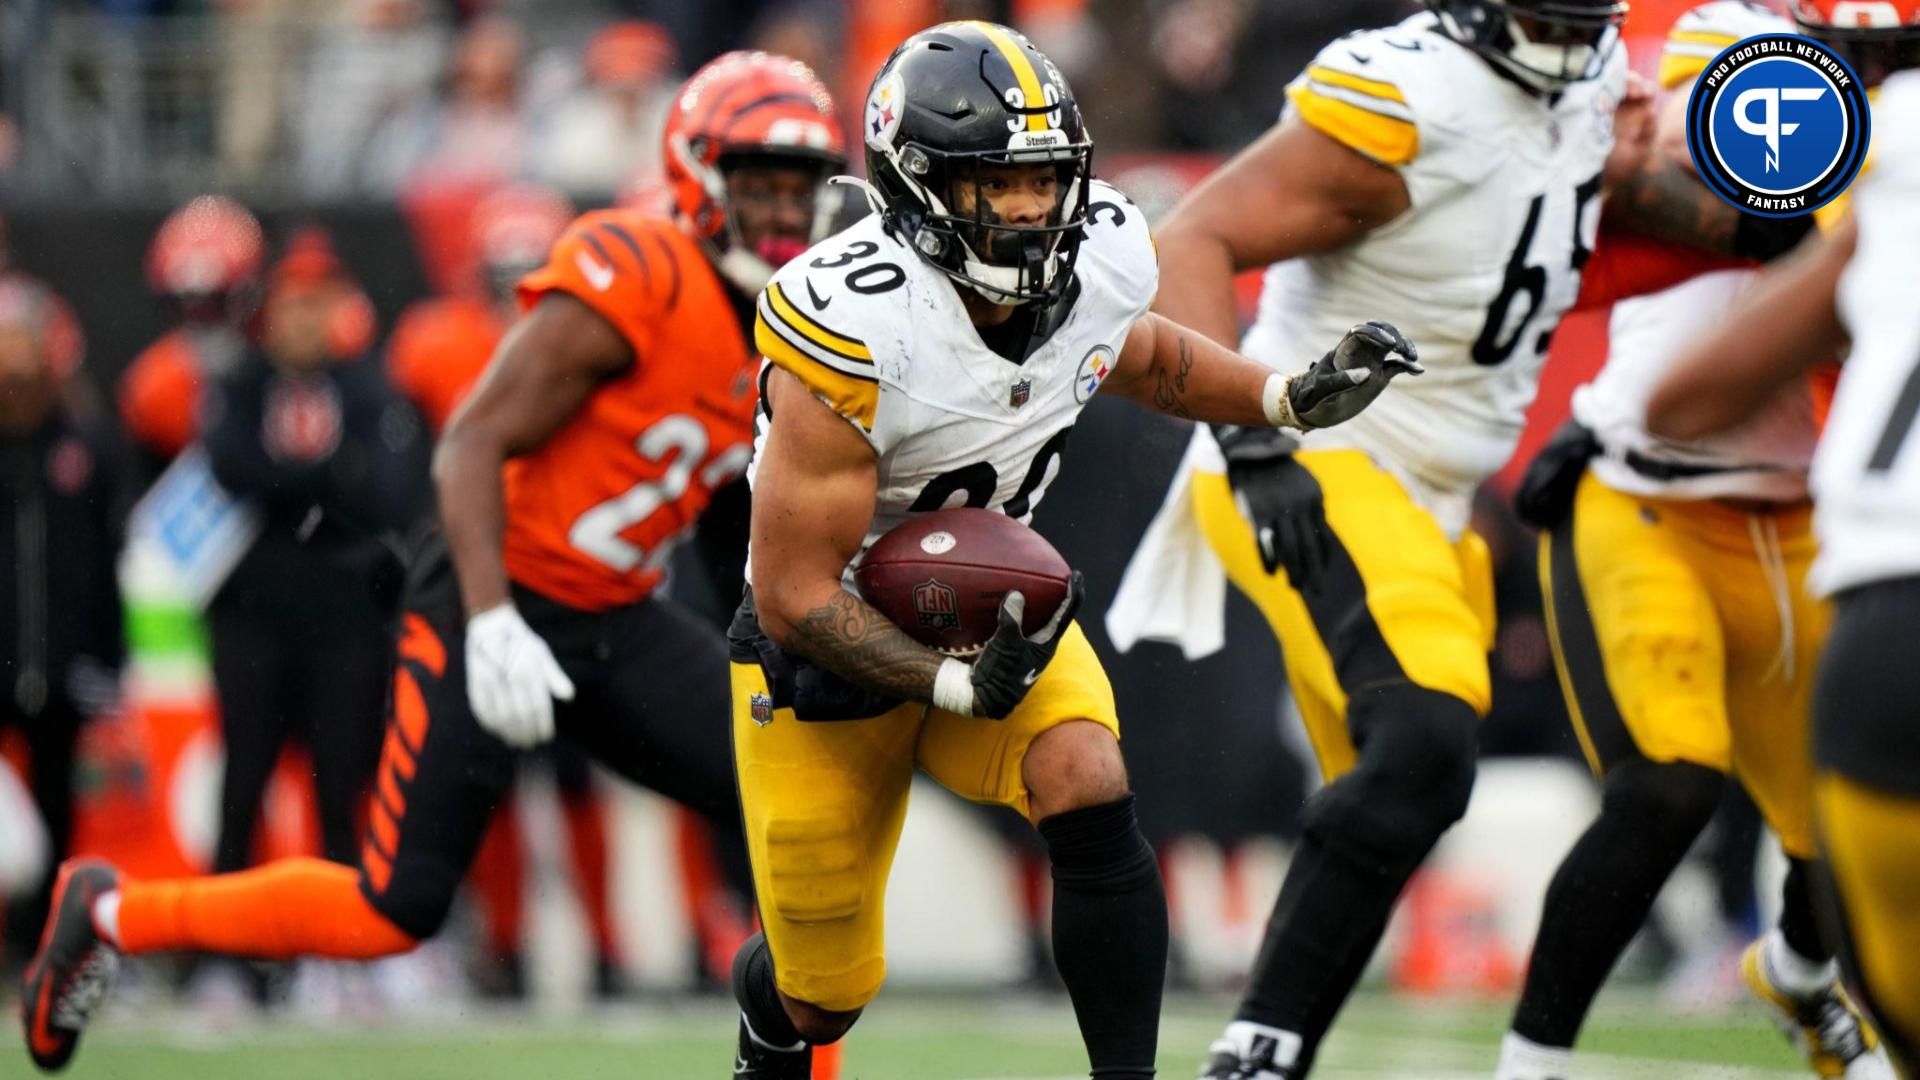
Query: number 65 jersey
1234 12 1625 538
748 179 1158 578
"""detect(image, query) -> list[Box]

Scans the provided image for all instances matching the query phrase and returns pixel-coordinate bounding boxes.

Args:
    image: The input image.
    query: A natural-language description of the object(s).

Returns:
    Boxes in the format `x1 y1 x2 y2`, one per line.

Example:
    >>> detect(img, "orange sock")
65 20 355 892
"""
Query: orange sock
117 857 417 960
560 790 619 959
470 802 527 958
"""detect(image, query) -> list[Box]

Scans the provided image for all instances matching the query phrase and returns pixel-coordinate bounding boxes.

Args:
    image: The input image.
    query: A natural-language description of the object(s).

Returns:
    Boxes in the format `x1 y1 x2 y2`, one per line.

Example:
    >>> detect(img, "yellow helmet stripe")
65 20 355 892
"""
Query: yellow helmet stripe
968 21 1049 132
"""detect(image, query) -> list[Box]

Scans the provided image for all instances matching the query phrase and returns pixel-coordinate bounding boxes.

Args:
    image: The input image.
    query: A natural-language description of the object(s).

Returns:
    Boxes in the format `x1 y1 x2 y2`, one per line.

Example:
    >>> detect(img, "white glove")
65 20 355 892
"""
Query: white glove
464 603 575 748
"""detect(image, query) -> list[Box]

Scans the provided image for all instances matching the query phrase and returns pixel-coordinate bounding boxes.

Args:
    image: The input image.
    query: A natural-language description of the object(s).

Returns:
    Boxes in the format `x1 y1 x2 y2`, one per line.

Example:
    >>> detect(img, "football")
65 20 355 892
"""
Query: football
853 508 1074 656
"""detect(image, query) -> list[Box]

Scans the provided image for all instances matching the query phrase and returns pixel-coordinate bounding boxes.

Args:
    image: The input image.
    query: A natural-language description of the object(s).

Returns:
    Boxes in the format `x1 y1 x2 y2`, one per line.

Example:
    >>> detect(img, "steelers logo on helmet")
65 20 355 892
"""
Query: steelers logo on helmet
861 21 1094 306
1685 33 1871 217
866 69 905 151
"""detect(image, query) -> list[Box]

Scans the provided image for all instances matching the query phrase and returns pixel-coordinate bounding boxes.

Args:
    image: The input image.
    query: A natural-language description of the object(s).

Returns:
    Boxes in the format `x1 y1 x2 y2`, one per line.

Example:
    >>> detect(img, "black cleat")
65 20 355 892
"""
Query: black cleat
733 1013 812 1078
1197 1043 1245 1079
20 859 122 1073
1197 1022 1301 1080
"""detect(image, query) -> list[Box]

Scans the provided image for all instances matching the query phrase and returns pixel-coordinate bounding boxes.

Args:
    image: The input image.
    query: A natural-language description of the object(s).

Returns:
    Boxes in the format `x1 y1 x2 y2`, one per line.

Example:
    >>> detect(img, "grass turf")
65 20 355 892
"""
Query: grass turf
14 988 1807 1079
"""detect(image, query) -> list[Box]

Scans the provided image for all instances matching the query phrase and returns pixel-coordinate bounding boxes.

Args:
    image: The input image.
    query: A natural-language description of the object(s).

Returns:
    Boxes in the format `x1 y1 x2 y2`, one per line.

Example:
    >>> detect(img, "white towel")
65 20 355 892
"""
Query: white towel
1106 427 1233 660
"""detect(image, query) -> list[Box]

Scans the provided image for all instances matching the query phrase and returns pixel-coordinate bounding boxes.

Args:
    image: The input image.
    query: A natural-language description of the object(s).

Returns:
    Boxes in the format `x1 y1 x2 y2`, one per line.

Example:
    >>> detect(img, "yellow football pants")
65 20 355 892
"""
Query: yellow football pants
730 622 1120 1012
1191 449 1495 781
1817 772 1920 1075
1540 472 1828 857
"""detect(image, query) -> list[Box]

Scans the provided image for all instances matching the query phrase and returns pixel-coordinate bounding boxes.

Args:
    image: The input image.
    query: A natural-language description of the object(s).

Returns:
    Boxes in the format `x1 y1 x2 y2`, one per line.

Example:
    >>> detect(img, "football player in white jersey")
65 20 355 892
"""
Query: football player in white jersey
1645 55 1920 1080
1495 5 1893 1078
1647 70 1920 1080
1099 0 1676 1075
724 22 1421 1080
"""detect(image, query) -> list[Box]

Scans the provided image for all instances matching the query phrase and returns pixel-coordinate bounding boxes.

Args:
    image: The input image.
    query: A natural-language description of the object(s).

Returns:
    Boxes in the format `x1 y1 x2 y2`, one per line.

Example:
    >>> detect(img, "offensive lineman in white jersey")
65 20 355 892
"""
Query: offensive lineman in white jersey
1496 5 1893 1077
1648 66 1920 1080
1102 1 1672 1075
724 22 1421 1080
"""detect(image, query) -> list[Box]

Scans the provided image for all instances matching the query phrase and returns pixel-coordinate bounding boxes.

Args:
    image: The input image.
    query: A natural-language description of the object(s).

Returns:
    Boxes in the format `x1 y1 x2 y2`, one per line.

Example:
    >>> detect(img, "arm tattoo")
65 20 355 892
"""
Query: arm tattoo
1152 334 1198 420
786 589 944 701
1608 154 1739 255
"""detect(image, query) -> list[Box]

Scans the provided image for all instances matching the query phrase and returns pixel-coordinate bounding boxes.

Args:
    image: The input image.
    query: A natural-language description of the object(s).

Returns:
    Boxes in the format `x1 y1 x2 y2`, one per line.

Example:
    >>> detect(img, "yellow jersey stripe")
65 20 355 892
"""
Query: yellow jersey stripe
1305 65 1407 105
1288 84 1419 167
766 283 872 361
1667 29 1741 49
1659 54 1712 90
969 21 1048 133
755 314 879 430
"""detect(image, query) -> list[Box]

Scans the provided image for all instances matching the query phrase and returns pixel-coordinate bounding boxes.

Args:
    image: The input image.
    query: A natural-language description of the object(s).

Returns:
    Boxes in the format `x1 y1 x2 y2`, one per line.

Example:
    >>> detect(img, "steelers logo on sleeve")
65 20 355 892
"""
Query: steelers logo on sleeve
1685 33 1871 218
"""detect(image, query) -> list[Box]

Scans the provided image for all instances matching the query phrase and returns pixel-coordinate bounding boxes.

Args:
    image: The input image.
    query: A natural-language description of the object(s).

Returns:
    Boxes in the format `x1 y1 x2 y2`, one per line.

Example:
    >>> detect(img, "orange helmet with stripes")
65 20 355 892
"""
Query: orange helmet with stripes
471 183 574 299
1792 0 1920 85
663 51 846 290
147 195 266 326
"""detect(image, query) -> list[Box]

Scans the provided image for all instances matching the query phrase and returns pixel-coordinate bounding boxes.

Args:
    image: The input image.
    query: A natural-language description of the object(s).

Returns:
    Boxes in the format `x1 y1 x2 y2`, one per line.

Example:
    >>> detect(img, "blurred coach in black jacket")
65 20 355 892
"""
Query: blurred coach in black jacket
199 234 429 877
0 276 127 966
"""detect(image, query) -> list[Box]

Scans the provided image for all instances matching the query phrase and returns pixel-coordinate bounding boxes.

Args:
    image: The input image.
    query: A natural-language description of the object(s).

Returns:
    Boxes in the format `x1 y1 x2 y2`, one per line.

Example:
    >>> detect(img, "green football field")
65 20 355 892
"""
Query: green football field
11 989 1810 1079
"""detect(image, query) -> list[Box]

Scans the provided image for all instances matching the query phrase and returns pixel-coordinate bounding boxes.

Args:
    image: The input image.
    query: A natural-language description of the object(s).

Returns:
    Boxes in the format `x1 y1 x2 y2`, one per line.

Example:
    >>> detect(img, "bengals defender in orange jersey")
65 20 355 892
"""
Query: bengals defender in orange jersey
21 51 846 1074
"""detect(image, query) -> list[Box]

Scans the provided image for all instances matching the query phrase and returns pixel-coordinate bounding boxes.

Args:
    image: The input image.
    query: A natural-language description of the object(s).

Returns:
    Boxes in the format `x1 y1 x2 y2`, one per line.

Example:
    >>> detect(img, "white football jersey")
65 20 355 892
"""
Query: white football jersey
1229 12 1625 537
1577 1 1817 502
747 179 1158 583
1579 270 1819 501
1812 71 1920 596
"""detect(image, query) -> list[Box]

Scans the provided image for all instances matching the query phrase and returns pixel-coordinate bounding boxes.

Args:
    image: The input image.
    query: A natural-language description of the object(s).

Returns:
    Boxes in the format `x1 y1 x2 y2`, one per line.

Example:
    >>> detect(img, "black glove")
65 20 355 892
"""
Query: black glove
1513 420 1602 531
1214 424 1330 586
1288 321 1423 430
969 571 1085 720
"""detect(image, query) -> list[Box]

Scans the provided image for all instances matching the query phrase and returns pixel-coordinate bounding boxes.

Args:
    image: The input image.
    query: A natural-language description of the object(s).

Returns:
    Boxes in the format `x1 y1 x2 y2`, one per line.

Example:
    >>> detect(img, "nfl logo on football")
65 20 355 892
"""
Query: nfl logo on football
912 579 961 631
749 692 775 727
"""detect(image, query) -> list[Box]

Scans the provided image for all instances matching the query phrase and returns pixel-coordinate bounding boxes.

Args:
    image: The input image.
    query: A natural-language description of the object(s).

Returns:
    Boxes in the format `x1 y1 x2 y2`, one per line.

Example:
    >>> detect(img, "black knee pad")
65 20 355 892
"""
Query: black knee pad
1300 687 1480 875
1038 794 1158 893
1599 758 1724 840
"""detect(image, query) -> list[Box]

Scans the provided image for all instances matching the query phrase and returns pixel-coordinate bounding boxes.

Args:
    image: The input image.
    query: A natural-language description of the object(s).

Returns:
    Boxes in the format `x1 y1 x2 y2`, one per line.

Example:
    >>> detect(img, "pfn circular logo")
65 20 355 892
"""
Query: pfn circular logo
1685 34 1869 218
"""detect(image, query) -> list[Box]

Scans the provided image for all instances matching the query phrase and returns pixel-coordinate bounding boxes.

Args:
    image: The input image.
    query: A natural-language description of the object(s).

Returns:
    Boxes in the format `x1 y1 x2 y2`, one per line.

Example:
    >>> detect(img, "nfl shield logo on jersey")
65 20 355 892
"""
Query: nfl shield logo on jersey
1009 379 1032 408
913 579 961 631
749 692 775 727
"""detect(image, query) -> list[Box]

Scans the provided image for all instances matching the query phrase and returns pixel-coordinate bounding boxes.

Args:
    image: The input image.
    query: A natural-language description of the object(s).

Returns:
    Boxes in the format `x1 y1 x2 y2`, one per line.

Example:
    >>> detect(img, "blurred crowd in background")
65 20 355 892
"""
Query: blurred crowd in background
0 0 1431 201
0 0 1769 1022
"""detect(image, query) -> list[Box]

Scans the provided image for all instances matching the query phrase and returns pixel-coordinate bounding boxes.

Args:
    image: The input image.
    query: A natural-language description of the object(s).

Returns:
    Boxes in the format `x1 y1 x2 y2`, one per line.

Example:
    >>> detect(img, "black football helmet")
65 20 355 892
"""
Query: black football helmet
1427 0 1629 91
862 21 1093 306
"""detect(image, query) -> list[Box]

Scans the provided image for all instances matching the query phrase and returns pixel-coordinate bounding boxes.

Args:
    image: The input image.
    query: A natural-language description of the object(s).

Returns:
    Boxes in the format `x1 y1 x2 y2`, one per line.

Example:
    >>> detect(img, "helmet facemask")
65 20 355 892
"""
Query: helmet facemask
881 139 1092 306
1429 0 1628 92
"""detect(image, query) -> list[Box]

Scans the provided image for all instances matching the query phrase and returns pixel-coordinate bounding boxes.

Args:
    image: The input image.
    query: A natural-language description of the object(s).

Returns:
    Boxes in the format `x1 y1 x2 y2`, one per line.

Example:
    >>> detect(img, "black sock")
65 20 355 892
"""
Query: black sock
1235 688 1479 1070
1234 831 1405 1073
1040 794 1166 1080
1511 761 1722 1047
733 932 804 1050
1779 858 1833 965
